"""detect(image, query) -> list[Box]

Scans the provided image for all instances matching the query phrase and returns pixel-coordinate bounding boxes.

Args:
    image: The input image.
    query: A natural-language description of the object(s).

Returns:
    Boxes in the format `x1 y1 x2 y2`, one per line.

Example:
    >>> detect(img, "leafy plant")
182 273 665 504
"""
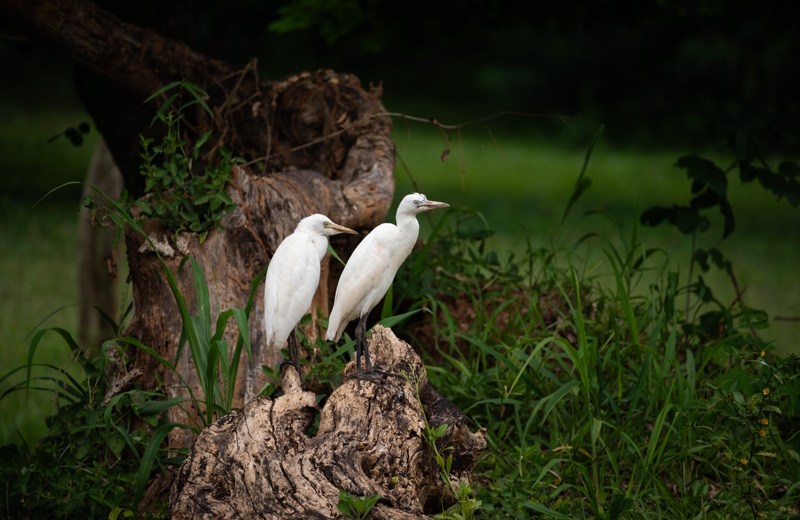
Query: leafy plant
122 80 241 240
0 326 174 517
639 119 800 328
402 365 481 520
8 180 265 513
641 120 799 241
86 181 263 423
47 121 92 147
337 489 381 520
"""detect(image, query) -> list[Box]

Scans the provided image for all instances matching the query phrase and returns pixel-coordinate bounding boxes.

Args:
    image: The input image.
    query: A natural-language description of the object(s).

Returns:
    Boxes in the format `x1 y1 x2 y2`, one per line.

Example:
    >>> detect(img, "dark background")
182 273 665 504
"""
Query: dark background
2 0 798 149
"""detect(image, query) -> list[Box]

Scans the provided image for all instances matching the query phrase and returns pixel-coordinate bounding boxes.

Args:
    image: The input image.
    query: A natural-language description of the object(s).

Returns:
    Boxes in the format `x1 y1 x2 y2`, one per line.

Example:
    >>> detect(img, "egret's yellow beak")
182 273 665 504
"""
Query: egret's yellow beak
325 221 359 235
420 200 449 210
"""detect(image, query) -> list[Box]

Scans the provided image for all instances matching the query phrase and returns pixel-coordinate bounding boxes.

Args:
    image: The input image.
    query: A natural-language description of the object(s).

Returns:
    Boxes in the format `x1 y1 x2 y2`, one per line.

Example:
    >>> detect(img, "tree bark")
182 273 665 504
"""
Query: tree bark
169 325 487 519
0 0 230 99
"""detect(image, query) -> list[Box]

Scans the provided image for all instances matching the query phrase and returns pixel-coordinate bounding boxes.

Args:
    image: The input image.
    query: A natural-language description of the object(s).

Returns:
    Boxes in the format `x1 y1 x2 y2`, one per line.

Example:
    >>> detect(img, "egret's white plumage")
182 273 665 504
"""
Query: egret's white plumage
263 214 356 370
325 193 448 378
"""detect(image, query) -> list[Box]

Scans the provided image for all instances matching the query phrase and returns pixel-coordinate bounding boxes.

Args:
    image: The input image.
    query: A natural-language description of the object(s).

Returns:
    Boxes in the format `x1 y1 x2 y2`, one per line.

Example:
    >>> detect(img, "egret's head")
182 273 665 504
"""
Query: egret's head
297 214 358 236
398 193 450 215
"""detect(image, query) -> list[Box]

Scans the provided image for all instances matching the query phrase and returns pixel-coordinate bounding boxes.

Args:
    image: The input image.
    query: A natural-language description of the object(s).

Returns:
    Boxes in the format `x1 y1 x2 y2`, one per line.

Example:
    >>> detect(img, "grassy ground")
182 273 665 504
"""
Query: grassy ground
0 110 98 446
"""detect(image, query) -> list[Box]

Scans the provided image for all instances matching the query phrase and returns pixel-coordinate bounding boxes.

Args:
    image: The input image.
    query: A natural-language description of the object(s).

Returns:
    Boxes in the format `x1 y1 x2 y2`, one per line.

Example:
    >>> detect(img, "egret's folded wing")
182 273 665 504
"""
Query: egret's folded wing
327 225 395 340
264 234 321 349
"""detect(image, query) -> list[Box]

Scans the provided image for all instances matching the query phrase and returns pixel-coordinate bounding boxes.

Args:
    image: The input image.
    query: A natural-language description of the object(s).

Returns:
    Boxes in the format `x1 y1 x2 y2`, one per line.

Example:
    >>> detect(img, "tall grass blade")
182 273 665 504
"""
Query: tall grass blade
561 124 604 224
524 501 573 519
132 422 192 510
25 327 81 399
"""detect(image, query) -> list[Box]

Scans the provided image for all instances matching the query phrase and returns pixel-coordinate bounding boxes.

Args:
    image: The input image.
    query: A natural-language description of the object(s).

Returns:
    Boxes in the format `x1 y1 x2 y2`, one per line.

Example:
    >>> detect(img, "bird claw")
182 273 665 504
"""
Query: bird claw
370 367 403 380
344 370 404 401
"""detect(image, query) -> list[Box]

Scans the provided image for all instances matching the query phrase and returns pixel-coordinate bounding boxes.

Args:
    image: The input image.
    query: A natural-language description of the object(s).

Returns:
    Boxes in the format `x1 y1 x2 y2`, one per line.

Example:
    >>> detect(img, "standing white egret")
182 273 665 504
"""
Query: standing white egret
264 214 357 375
326 193 449 386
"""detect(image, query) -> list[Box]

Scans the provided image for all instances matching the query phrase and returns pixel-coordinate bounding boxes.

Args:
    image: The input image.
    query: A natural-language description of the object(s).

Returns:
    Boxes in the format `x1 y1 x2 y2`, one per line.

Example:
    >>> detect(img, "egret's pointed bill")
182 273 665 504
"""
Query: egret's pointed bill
324 221 358 235
418 200 449 210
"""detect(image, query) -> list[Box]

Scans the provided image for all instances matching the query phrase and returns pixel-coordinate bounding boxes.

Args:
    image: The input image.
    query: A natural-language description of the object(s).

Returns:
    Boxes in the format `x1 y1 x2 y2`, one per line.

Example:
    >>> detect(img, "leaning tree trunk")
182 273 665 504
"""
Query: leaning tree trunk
170 326 487 519
2 0 396 444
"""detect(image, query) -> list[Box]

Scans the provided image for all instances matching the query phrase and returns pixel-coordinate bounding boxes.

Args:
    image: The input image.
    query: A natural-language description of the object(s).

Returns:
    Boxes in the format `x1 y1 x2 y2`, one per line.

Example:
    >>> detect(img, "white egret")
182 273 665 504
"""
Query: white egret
264 214 357 374
326 193 449 386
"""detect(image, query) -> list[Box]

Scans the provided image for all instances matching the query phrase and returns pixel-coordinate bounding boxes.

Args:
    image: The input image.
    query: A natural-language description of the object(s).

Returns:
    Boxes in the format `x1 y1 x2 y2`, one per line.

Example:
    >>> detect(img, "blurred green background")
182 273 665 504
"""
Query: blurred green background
1 0 798 446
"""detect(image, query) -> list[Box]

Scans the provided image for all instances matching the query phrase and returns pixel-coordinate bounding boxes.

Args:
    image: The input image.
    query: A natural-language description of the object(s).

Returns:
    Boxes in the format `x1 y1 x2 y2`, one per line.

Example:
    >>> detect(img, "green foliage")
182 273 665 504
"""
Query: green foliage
269 0 372 46
403 366 482 519
47 121 92 147
385 203 800 518
122 80 241 240
0 328 173 517
91 181 263 431
337 489 381 520
379 127 800 518
1 180 263 515
641 118 799 240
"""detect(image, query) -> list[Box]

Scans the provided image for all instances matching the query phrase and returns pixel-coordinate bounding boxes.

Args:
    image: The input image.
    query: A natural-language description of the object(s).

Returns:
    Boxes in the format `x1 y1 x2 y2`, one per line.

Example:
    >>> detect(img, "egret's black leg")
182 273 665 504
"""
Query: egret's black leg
353 316 364 388
357 314 373 372
279 330 306 390
342 314 403 398
287 329 301 375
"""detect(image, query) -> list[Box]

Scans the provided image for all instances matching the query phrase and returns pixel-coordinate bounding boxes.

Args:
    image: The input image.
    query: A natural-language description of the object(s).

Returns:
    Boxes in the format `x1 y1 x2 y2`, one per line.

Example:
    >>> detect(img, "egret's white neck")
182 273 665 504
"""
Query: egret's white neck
395 209 421 252
310 234 329 261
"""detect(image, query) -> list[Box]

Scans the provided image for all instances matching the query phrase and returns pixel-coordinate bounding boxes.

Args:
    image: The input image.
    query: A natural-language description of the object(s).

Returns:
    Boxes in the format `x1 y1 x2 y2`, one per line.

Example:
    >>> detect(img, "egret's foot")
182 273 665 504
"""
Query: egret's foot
369 366 403 380
344 369 403 401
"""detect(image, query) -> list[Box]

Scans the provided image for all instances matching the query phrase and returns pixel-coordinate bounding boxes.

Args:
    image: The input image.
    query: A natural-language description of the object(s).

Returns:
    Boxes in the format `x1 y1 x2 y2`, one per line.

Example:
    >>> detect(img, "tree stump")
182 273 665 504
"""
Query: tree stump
169 325 487 519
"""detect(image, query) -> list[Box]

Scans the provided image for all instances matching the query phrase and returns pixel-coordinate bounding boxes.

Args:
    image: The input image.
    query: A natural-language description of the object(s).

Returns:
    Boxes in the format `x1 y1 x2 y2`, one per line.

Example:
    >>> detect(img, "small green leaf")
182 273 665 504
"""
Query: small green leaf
136 396 191 417
337 490 353 515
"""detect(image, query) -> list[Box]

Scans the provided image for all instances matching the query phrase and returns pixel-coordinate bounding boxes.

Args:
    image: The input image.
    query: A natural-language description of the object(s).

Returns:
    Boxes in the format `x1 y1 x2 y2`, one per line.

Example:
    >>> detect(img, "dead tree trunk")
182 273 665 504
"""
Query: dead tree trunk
3 0 397 443
170 326 487 519
78 138 124 353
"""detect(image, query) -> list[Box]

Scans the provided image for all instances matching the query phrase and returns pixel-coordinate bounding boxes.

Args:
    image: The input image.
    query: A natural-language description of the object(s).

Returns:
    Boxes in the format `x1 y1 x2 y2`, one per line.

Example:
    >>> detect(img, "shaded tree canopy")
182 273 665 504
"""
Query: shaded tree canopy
3 0 798 148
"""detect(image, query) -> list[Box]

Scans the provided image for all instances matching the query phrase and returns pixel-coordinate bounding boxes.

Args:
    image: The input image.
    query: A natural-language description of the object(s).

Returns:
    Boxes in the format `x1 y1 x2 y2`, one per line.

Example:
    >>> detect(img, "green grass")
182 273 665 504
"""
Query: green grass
0 109 98 446
0 200 83 446
389 208 800 518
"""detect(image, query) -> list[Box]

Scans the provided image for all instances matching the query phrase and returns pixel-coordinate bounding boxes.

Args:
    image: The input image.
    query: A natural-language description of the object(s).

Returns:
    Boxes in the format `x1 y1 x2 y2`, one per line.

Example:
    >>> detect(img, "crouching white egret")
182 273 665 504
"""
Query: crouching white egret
325 193 449 387
264 214 357 375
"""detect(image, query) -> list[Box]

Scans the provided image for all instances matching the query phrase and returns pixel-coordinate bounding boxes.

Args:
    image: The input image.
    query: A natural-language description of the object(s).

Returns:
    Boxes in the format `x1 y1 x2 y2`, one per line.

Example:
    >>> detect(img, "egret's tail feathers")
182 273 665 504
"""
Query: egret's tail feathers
325 309 347 342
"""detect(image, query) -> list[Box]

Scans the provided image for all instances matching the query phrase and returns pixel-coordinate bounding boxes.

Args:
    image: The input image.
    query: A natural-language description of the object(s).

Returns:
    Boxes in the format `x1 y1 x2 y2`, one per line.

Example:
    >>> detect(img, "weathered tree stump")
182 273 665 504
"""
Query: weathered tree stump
170 325 487 519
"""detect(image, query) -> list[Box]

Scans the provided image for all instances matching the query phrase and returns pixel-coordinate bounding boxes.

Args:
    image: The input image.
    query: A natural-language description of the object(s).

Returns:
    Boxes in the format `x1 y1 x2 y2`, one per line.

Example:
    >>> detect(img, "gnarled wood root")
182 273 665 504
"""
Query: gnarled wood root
170 325 487 519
